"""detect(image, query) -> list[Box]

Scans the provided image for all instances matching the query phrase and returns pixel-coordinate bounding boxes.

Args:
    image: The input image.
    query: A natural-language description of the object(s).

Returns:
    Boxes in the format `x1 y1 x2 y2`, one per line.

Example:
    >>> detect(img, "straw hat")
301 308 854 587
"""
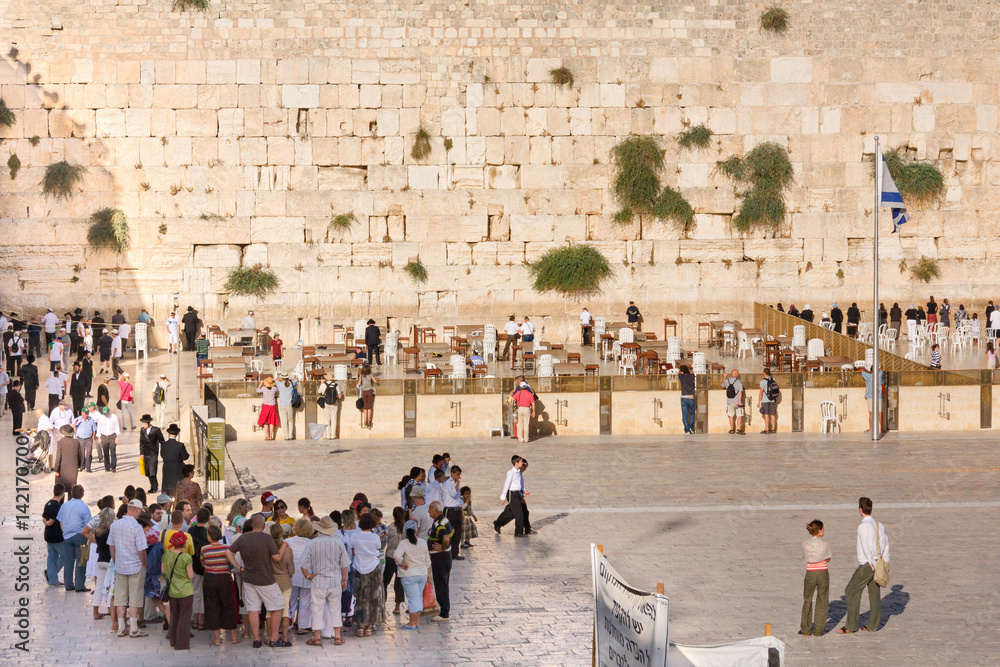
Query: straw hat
315 516 338 535
263 376 275 386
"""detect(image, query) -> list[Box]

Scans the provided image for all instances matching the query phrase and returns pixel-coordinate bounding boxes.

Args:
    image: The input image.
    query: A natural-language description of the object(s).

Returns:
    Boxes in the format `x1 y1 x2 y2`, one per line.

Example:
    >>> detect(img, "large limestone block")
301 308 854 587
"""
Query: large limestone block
281 84 320 108
771 57 813 83
509 215 556 242
251 217 305 243
743 239 804 262
193 244 242 268
486 165 519 189
380 60 421 85
407 165 440 190
175 109 218 137
679 240 744 263
318 166 367 190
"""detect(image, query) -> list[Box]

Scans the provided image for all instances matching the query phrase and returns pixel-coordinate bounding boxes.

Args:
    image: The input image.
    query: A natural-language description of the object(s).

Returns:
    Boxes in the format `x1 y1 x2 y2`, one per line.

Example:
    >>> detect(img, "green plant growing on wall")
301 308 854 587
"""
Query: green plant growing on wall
42 161 86 199
0 98 15 128
716 142 793 233
678 124 713 149
760 7 789 33
224 264 279 297
29 136 40 147
529 244 612 295
610 135 695 230
199 213 224 222
87 208 130 254
7 153 20 180
329 212 357 233
173 0 208 10
549 67 574 87
443 138 453 152
403 258 428 283
910 256 940 283
411 125 432 161
876 147 946 205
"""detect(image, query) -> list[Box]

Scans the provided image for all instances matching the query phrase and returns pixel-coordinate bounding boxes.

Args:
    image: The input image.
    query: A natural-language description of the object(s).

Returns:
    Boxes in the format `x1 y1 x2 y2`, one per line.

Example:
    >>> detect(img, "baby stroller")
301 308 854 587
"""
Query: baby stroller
17 429 50 475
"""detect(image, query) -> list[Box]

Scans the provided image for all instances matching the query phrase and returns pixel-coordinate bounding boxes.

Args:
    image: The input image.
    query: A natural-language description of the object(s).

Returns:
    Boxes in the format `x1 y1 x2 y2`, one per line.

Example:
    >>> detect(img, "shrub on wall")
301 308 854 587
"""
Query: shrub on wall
879 147 946 205
403 258 428 283
329 212 357 233
42 161 86 199
911 256 941 283
87 208 130 254
760 7 789 33
173 0 208 10
610 135 694 230
411 125 432 161
224 264 279 297
0 98 15 128
549 66 574 87
678 124 713 149
716 142 793 233
530 244 612 295
7 153 20 180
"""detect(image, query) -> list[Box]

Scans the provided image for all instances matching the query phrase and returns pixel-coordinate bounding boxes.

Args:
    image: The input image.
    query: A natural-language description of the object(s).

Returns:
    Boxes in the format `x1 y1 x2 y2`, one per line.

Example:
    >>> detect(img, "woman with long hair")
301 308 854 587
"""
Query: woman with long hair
226 499 248 526
383 507 407 615
351 514 385 636
357 363 379 429
91 507 116 620
266 523 295 646
393 519 431 630
199 525 241 646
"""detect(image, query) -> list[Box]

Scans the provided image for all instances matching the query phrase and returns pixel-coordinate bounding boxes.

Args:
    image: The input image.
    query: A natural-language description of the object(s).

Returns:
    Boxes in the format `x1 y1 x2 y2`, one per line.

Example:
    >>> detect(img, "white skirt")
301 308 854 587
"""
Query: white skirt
85 542 99 577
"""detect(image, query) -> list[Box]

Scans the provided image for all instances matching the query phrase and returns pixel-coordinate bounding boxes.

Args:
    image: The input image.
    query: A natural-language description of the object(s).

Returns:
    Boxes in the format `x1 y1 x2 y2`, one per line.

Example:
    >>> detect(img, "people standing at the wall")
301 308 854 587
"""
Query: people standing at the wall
830 304 843 334
182 306 199 351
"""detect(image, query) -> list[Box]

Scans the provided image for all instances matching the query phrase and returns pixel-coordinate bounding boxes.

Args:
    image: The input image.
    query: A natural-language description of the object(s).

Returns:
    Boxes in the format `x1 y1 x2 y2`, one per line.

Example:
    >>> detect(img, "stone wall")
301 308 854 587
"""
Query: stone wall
2 0 999 341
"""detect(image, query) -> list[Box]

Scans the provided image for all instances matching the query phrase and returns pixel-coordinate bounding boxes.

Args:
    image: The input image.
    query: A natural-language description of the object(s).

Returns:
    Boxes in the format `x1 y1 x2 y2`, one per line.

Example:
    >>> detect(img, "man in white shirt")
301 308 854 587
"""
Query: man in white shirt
990 308 1000 332
118 322 131 350
520 316 535 343
48 335 64 373
840 497 890 634
45 367 67 412
240 310 256 348
42 309 59 345
8 332 24 375
441 466 465 559
95 406 122 473
110 331 123 376
580 308 593 346
108 500 150 637
500 316 520 361
426 469 445 507
493 455 528 537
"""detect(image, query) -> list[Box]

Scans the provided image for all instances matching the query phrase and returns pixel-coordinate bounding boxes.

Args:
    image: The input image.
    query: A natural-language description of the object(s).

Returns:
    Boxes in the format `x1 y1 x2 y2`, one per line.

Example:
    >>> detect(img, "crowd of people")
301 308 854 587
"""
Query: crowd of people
41 448 495 651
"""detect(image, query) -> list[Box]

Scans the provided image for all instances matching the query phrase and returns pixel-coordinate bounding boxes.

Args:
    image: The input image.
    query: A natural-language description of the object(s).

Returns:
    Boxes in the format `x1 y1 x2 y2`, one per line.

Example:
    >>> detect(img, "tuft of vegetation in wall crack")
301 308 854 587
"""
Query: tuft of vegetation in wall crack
529 244 612 295
678 124 713 150
610 135 695 231
224 264 280 297
760 7 789 33
716 142 793 233
42 161 87 199
87 208 130 254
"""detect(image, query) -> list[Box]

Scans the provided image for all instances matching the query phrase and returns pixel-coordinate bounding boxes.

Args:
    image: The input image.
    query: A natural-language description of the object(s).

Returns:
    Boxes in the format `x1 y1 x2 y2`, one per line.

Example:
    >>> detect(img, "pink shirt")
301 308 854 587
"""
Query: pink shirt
118 380 134 402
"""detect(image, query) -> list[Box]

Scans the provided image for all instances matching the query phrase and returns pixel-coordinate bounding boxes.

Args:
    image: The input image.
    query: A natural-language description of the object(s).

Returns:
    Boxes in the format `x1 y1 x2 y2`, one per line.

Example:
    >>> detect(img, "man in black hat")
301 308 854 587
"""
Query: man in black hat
181 306 199 351
364 319 381 366
160 423 190 496
53 424 81 490
138 414 164 493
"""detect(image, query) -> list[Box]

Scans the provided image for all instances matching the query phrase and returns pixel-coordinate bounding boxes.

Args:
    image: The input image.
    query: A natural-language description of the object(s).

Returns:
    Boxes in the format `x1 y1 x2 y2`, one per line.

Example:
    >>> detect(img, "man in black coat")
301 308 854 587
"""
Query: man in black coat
830 303 844 334
364 319 382 366
80 352 94 397
68 362 88 416
181 306 199 351
138 414 165 493
160 423 190 496
18 354 39 410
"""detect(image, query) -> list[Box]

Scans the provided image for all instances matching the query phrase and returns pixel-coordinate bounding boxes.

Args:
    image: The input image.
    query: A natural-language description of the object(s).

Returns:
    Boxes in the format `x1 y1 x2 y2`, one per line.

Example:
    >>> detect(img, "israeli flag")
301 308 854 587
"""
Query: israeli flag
879 150 909 233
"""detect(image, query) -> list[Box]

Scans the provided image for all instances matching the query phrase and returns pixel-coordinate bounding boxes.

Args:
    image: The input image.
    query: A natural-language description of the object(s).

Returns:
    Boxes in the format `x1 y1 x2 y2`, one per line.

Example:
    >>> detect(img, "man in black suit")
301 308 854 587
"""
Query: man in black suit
181 306 199 351
18 354 38 409
80 352 94 398
138 414 165 493
68 362 88 416
364 319 382 366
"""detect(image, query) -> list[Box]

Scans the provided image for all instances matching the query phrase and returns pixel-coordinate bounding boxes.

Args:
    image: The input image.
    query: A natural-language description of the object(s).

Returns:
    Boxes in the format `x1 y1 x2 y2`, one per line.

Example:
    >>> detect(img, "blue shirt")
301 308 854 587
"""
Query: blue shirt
860 370 884 399
73 415 96 438
27 323 41 339
56 499 93 539
276 380 297 407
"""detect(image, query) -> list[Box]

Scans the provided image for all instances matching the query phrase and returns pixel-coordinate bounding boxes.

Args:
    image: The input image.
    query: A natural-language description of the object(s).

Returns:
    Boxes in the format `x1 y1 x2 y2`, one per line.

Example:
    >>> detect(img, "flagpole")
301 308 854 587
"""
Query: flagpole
873 136 881 442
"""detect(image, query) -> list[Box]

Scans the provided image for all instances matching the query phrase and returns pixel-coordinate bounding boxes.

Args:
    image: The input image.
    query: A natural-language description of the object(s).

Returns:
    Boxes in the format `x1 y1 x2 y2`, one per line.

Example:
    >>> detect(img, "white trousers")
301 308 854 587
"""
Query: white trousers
289 584 312 628
309 575 342 637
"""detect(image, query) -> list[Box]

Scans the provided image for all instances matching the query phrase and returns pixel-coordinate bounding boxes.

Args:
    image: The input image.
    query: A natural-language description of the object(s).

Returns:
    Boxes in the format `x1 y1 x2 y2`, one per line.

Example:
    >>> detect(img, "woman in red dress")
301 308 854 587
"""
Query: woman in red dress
256 376 280 440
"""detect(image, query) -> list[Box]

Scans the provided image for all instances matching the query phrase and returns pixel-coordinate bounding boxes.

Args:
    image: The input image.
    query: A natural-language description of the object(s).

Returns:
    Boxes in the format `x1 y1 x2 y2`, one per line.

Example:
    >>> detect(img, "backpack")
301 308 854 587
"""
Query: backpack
765 376 780 401
291 382 302 409
725 380 737 399
153 385 166 404
323 382 339 406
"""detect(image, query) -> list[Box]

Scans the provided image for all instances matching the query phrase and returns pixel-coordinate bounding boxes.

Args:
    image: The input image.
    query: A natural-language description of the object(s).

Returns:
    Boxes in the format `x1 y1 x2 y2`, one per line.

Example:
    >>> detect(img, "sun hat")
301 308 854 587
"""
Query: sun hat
315 516 338 535
409 485 425 498
157 493 171 504
128 499 144 509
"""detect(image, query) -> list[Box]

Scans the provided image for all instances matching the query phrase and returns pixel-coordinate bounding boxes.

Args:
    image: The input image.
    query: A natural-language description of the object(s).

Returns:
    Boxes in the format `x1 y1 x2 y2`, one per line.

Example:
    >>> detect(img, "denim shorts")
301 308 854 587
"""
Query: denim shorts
400 575 427 614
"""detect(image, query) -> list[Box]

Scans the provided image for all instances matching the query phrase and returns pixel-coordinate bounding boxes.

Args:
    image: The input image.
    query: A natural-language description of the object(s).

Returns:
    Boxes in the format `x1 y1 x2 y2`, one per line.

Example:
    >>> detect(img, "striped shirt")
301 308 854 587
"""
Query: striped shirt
802 537 832 571
200 542 232 574
107 516 147 575
930 350 941 368
299 534 350 577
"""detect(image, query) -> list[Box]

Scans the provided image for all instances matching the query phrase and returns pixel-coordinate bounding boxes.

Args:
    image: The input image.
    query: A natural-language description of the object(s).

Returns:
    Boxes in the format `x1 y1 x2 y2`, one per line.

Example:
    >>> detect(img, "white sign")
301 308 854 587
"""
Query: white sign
592 544 669 667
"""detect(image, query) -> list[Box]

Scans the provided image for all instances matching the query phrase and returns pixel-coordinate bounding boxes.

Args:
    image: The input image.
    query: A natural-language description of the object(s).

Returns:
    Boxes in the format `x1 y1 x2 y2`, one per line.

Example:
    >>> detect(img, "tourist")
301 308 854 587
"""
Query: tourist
399 467 425 510
393 518 430 630
860 366 884 432
520 315 535 344
27 318 43 358
73 407 98 473
166 311 180 354
271 500 294 527
819 312 831 327
241 310 256 335
758 368 779 434
509 376 536 443
930 343 942 369
90 507 116 620
364 319 382 366
96 377 110 409
382 508 406 615
442 466 464 559
268 523 295 645
626 301 641 330
256 376 279 440
276 372 298 440
500 315 519 361
916 304 927 324
678 364 696 434
116 372 135 429
830 303 843 334
50 331 65 373
182 306 199 351
300 516 350 647
46 364 67 412
57 484 92 593
18 354 39 409
580 307 592 345
95 405 122 473
226 515 288 648
153 374 170 427
940 298 951 327
7 327 24 375
200 524 241 645
0 367 9 417
297 498 316 521
286 519 315 635
991 305 1000 334
787 304 799 317
409 486 431 539
520 459 534 534
96 329 112 374
800 519 832 637
174 464 204 511
269 332 284 370
42 483 66 587
258 491 277 521
110 331 123 376
318 372 343 439
357 364 378 429
195 333 210 367
494 455 527 537
7 379 25 434
799 304 814 323
971 313 982 345
188 506 212 637
839 497 890 634
427 501 454 621
460 486 478 549
139 414 164 493
109 499 149 637
721 369 744 435
163 531 195 649
350 513 384 636
160 424 189 496
927 296 938 324
426 469 445 506
227 499 249 527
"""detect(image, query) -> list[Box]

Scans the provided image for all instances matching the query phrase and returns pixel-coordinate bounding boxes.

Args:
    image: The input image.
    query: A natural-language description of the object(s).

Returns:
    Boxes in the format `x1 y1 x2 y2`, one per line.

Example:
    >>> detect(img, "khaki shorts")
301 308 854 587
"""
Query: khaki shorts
281 586 292 618
726 403 744 418
243 582 286 612
114 569 146 608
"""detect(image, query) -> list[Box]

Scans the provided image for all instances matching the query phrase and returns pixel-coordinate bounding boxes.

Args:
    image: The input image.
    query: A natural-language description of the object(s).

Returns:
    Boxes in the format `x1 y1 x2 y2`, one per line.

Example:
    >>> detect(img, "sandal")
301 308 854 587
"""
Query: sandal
333 637 345 646
356 629 365 637
728 429 735 434
231 636 243 645
836 627 856 634
364 628 373 636
213 637 221 646
306 638 323 647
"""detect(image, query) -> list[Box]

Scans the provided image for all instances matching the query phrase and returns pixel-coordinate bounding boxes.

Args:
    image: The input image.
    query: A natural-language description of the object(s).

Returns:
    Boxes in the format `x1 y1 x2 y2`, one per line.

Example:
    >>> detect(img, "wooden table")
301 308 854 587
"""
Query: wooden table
553 363 586 376
709 321 742 348
663 318 678 340
210 347 245 358
818 355 853 371
403 347 420 374
455 325 483 338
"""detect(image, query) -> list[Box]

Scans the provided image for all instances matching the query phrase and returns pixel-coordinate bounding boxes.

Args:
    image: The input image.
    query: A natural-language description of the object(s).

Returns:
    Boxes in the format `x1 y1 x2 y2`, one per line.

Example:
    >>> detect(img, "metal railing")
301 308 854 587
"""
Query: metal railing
205 445 224 500
192 407 208 476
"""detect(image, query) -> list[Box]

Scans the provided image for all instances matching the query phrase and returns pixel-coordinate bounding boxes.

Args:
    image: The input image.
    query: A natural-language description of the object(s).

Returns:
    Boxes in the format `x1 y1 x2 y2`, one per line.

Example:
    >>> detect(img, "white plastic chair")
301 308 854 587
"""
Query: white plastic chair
250 359 263 374
692 352 707 375
619 351 636 375
935 326 948 347
793 325 806 348
807 339 825 361
594 317 606 338
737 331 754 359
668 336 681 357
865 348 874 367
334 364 349 382
820 400 839 433
619 328 634 344
611 340 621 362
721 324 736 356
134 323 148 361
385 331 399 364
333 327 347 345
602 337 615 361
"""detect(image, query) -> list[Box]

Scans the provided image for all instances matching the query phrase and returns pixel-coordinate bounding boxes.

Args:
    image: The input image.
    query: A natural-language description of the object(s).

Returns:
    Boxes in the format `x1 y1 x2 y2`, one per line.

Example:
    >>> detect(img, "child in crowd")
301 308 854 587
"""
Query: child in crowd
930 343 942 369
460 486 478 549
338 509 358 627
800 519 832 637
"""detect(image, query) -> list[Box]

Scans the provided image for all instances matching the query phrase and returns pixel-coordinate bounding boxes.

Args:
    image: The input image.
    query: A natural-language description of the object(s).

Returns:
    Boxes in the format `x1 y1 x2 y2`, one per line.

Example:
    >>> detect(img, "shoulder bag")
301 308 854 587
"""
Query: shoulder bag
873 522 890 587
161 549 182 602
